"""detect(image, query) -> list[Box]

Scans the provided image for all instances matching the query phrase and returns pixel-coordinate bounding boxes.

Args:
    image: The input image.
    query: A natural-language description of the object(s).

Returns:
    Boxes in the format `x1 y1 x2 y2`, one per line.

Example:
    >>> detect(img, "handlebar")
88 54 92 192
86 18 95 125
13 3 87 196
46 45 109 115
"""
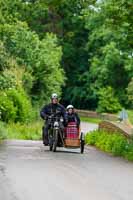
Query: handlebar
47 115 64 122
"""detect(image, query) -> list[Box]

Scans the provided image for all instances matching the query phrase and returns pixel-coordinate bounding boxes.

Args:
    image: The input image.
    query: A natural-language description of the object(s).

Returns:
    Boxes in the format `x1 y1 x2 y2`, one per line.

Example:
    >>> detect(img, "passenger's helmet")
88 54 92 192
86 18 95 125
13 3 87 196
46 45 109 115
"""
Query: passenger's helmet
51 93 58 99
66 105 74 110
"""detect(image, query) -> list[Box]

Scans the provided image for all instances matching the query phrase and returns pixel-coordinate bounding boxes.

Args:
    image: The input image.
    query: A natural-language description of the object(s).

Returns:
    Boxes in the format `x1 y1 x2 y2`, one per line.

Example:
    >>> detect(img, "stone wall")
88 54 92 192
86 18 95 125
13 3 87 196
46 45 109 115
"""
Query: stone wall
76 109 117 121
99 121 133 138
76 109 133 137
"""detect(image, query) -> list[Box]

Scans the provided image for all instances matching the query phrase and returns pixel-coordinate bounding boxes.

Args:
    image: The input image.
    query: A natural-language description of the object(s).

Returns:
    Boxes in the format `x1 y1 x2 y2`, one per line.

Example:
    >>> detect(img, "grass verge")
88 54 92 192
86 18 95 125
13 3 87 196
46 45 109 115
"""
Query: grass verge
0 120 43 140
0 121 8 140
81 116 101 124
127 110 133 125
85 130 133 161
7 121 43 140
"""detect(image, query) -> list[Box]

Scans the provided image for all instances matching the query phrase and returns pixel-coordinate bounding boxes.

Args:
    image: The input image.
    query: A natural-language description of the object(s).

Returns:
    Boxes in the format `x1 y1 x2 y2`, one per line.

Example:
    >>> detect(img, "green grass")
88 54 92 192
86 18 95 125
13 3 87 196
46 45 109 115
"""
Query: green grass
85 130 133 161
6 121 43 140
81 110 133 125
81 116 101 124
1 116 100 141
0 121 8 140
127 110 133 124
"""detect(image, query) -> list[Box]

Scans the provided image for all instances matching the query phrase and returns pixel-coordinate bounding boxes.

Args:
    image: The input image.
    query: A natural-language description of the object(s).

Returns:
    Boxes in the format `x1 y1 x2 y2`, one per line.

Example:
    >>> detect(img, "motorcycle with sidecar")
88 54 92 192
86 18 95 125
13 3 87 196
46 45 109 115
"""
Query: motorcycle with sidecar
46 113 85 153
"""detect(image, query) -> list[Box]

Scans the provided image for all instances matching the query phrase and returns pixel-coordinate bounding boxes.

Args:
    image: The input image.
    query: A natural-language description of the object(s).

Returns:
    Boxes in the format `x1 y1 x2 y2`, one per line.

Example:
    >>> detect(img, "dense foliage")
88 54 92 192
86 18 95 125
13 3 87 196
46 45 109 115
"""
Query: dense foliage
85 130 133 161
82 0 133 108
0 0 133 127
97 86 122 113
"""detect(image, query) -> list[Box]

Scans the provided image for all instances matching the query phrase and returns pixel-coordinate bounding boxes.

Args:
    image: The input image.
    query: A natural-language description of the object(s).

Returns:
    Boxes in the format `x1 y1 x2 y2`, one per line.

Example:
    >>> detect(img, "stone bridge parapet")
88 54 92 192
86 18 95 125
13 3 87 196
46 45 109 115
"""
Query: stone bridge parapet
99 120 133 138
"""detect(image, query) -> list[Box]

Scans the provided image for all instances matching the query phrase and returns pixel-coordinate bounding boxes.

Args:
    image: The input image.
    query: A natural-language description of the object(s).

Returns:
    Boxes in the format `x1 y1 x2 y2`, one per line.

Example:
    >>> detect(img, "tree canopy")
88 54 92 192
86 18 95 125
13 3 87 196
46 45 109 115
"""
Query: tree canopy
0 0 133 123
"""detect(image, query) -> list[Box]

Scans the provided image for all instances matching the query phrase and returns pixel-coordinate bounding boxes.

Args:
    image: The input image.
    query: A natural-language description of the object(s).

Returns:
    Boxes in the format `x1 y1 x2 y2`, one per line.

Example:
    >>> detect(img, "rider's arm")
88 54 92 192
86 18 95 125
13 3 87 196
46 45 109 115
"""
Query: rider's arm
61 105 66 118
40 105 48 120
64 112 68 126
59 105 67 125
75 113 80 126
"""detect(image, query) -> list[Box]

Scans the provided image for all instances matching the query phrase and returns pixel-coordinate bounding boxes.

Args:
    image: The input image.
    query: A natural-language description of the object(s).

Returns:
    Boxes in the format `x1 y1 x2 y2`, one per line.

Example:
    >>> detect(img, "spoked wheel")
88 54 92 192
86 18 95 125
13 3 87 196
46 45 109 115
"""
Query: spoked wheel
49 143 53 151
48 131 53 151
80 132 85 154
53 130 58 152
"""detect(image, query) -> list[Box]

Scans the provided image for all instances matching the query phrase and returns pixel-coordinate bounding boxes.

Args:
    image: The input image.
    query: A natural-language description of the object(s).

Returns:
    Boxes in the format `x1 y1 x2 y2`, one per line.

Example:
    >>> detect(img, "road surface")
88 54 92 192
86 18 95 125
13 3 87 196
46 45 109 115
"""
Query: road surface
0 122 133 200
80 121 98 133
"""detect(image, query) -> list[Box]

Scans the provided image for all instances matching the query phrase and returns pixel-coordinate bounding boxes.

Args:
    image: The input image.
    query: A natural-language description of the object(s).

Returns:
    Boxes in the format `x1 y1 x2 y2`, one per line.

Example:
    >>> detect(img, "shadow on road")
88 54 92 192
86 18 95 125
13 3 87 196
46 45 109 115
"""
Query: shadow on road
44 148 81 154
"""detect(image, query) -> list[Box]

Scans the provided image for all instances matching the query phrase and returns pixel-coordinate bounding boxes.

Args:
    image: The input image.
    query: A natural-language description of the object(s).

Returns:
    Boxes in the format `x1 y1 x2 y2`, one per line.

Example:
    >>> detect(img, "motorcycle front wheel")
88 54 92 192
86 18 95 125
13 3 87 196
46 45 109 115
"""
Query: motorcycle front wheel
48 129 53 151
49 143 53 151
53 129 58 152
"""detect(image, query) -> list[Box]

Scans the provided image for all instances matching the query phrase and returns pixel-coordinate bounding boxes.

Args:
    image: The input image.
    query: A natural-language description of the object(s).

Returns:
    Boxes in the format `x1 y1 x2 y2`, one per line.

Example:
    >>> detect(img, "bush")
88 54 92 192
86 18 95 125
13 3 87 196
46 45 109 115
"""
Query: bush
7 89 33 123
97 86 122 113
85 131 99 145
0 89 33 123
7 121 42 140
0 91 17 122
85 130 133 161
127 78 133 108
123 141 133 161
0 72 16 90
111 134 127 156
0 121 8 140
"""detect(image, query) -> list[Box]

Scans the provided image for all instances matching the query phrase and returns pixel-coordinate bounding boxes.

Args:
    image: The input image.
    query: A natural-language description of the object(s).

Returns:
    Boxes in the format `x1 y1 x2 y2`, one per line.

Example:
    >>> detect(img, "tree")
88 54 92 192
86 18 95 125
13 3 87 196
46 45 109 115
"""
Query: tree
0 0 132 113
127 78 133 108
0 23 65 104
97 86 122 113
82 0 133 108
15 0 96 108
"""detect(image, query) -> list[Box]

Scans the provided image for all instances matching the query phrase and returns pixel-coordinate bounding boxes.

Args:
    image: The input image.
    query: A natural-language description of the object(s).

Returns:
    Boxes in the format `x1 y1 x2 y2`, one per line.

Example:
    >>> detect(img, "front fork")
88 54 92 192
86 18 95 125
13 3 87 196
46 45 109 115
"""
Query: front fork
49 127 64 146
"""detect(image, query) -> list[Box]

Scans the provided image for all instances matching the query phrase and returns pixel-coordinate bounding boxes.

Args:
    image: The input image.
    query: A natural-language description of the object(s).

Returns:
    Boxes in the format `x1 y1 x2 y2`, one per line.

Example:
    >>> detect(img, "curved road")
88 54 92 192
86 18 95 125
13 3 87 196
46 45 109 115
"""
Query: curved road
0 122 133 200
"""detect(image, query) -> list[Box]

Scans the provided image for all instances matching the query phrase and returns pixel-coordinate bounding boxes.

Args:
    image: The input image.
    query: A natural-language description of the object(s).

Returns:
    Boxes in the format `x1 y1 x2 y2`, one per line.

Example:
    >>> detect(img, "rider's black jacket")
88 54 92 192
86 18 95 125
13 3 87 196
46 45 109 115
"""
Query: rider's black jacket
65 112 80 127
40 103 66 121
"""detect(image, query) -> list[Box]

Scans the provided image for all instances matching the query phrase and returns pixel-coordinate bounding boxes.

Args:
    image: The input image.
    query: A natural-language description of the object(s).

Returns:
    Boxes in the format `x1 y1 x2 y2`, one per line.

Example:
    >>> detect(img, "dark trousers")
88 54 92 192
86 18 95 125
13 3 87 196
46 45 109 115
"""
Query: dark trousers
42 123 64 146
42 124 49 145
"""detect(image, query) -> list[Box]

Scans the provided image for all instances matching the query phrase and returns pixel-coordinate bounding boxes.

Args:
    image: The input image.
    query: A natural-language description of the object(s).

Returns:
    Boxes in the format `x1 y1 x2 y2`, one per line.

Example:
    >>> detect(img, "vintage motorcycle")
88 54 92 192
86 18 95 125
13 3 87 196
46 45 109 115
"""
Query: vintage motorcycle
47 112 64 152
46 112 85 153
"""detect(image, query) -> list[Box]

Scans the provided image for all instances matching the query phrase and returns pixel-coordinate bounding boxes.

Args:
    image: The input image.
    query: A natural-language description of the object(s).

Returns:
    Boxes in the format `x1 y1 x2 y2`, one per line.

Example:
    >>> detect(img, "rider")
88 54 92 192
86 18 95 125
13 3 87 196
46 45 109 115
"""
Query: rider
40 93 66 145
66 105 80 127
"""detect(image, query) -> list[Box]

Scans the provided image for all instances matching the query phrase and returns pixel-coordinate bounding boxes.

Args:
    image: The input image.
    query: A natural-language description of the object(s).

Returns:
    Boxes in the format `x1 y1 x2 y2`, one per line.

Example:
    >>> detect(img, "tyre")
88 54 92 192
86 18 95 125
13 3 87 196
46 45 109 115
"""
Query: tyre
48 130 53 151
80 132 85 154
80 140 84 154
53 130 58 152
49 143 53 151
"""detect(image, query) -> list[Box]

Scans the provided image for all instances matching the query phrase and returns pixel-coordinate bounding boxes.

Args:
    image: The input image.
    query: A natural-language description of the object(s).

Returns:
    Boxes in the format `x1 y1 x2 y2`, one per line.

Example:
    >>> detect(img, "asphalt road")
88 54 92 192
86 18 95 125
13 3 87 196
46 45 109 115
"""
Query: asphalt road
80 121 98 134
0 122 133 200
